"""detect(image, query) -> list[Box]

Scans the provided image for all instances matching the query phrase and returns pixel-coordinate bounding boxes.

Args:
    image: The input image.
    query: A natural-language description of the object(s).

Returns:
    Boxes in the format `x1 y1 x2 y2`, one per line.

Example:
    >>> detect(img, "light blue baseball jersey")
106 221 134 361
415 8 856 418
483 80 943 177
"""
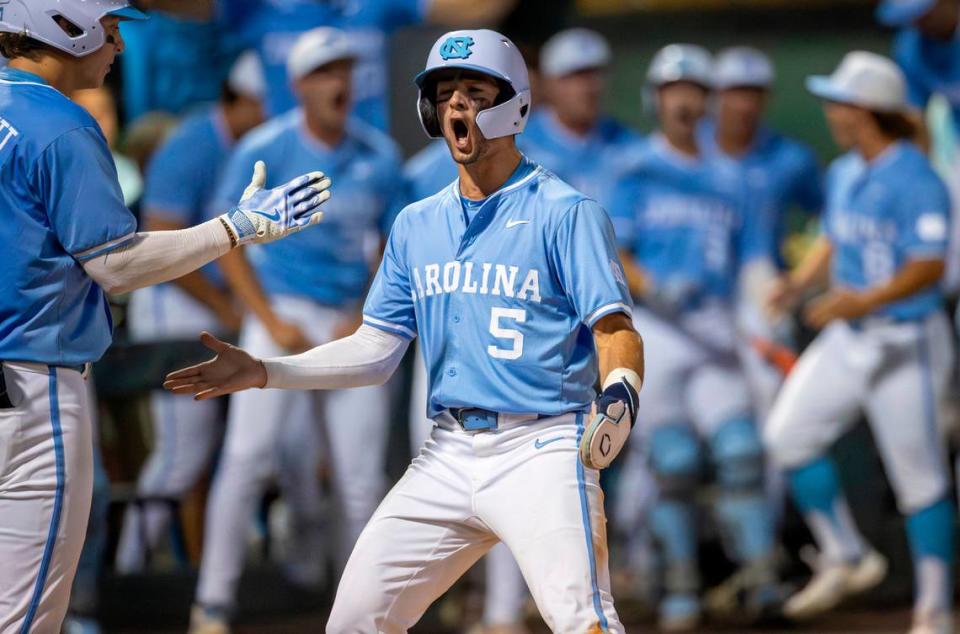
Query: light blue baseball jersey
0 68 137 364
364 155 633 418
221 0 427 128
213 109 404 305
610 135 767 305
699 121 823 269
518 109 646 211
143 107 235 287
824 142 950 321
404 139 457 202
893 27 960 123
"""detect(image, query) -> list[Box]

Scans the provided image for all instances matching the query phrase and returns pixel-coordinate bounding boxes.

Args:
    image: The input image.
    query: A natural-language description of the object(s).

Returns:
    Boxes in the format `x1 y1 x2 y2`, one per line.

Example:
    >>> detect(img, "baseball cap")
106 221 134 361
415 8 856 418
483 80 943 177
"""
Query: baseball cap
806 51 908 112
713 47 774 90
647 44 713 88
228 51 265 100
287 27 357 82
875 0 937 26
540 28 611 78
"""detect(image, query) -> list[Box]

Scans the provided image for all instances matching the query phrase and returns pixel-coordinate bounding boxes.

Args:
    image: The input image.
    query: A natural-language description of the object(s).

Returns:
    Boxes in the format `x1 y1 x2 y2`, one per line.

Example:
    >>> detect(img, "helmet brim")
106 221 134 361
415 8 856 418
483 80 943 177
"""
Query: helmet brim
805 75 906 113
108 6 149 21
414 63 511 89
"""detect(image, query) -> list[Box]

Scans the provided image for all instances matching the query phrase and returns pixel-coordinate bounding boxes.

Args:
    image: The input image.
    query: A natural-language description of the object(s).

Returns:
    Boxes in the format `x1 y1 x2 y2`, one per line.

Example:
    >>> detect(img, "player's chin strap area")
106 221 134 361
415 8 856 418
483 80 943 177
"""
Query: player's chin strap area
579 368 642 470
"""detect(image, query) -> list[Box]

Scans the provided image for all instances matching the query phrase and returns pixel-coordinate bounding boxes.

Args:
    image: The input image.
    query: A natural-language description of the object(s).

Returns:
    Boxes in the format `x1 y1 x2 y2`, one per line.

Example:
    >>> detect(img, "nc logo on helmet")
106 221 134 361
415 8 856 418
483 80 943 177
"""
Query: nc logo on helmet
439 36 475 61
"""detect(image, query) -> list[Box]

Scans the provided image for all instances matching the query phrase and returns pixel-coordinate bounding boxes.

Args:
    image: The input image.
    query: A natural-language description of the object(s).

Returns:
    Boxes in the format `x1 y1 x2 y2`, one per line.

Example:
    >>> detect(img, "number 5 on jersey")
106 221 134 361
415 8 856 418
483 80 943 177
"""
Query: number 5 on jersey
488 307 526 360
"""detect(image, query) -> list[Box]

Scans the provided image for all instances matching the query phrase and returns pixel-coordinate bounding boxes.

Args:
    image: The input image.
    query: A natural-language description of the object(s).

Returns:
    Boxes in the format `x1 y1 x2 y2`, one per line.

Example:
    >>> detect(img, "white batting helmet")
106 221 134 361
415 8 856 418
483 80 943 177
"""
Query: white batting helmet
415 29 531 140
713 46 774 90
647 44 713 88
0 0 146 58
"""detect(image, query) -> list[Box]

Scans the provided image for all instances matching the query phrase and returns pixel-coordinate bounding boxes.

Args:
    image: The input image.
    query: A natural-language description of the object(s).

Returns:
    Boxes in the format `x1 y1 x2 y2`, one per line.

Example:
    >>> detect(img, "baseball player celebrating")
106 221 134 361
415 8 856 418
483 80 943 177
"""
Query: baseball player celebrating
186 27 405 632
0 2 330 631
610 44 781 631
765 52 955 634
519 28 646 212
166 29 643 632
114 51 267 574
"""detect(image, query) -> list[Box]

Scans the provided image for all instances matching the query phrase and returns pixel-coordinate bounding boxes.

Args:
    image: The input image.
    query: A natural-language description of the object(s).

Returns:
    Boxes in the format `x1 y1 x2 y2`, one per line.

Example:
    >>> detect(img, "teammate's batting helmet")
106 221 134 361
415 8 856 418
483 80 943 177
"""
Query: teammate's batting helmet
415 29 531 140
713 47 774 90
0 0 146 58
646 44 713 88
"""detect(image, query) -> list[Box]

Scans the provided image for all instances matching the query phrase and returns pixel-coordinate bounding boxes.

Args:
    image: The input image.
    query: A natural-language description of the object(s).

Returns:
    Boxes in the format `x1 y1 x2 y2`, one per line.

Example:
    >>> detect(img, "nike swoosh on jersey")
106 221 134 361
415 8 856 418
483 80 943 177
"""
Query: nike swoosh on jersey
506 219 530 228
534 436 565 449
251 208 282 222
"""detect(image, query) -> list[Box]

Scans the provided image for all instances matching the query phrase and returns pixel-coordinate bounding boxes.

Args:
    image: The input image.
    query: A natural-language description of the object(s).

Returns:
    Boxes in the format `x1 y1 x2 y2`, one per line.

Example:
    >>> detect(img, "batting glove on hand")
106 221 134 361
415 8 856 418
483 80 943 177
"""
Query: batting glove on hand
220 160 331 246
580 369 640 470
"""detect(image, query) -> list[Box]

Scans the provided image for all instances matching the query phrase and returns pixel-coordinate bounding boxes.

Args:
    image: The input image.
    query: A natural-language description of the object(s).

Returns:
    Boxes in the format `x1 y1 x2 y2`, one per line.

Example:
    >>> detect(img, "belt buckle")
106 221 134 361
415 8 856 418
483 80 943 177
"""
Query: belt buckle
457 408 498 431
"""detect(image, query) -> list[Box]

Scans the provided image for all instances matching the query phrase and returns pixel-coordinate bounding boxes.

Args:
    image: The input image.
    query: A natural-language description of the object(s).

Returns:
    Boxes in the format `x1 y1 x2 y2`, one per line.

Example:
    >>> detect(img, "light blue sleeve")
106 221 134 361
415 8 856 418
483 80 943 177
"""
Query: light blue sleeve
792 145 824 214
38 127 137 261
141 131 202 224
898 170 951 259
362 213 418 338
736 187 773 267
550 200 633 327
607 177 640 251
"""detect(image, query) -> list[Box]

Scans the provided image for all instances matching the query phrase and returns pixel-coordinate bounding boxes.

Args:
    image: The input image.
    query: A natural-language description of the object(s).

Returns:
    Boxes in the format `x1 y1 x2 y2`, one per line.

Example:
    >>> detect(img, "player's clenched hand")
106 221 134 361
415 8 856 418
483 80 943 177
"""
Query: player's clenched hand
267 319 313 354
803 288 874 329
580 372 640 470
765 275 801 318
163 332 268 400
220 160 331 246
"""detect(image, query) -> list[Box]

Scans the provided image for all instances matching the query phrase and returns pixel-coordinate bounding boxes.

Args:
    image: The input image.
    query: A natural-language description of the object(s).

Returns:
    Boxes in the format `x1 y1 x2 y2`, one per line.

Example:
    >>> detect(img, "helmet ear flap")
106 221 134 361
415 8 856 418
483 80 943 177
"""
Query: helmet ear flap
417 93 443 138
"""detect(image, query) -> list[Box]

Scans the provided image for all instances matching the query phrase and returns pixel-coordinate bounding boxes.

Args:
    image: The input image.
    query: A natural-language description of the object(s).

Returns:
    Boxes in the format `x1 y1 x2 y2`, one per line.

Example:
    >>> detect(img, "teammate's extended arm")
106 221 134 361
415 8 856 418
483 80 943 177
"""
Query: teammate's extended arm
805 258 944 328
580 312 644 470
163 325 409 400
143 215 241 331
82 161 330 296
766 234 833 317
617 248 651 298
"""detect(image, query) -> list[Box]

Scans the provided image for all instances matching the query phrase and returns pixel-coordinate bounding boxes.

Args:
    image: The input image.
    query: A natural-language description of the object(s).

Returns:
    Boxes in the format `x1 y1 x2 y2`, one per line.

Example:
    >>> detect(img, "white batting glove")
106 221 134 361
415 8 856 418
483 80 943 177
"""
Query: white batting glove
580 368 641 470
220 160 331 246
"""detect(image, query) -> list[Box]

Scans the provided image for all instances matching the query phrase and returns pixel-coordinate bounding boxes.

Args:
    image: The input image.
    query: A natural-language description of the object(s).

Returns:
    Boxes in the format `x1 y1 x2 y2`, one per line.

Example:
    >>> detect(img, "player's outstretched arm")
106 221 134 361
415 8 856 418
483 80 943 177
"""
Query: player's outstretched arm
83 162 330 295
164 325 410 400
580 312 644 470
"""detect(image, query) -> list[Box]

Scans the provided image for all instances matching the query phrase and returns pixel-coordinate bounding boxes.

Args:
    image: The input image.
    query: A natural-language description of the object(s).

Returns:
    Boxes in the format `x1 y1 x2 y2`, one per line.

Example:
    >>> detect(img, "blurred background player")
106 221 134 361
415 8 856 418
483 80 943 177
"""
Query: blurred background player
610 43 782 631
189 27 404 632
114 51 267 575
0 0 330 629
765 51 956 634
215 0 519 128
520 27 645 211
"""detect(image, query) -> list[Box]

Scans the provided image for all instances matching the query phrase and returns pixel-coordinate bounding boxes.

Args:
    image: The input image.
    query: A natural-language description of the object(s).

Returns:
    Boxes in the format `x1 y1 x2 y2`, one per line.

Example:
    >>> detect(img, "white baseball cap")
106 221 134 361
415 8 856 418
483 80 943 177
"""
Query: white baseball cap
287 27 357 82
228 51 265 100
647 44 713 88
806 51 908 112
540 28 611 78
713 47 774 90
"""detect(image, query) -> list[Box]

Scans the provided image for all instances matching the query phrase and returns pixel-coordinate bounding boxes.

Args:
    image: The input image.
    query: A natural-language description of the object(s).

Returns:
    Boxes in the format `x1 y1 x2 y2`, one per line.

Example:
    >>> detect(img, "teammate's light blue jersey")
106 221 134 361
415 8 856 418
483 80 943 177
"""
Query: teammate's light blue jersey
893 27 960 123
121 12 230 122
610 135 767 306
825 142 950 321
518 109 646 211
404 139 457 202
364 156 633 418
221 0 426 128
699 121 823 269
143 107 234 287
213 109 404 305
0 68 137 364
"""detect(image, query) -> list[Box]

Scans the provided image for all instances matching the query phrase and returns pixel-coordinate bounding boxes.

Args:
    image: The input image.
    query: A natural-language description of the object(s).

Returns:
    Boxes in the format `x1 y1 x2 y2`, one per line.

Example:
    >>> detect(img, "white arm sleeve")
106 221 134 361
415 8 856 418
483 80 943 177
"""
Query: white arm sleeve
263 324 410 390
82 219 232 295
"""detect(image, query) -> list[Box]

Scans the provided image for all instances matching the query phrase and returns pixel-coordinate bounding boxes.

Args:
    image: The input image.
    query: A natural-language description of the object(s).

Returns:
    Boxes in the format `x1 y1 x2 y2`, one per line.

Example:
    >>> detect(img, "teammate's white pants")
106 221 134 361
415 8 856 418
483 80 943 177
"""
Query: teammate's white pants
765 313 954 513
408 343 528 626
328 412 623 633
196 294 389 609
0 363 93 634
117 284 225 572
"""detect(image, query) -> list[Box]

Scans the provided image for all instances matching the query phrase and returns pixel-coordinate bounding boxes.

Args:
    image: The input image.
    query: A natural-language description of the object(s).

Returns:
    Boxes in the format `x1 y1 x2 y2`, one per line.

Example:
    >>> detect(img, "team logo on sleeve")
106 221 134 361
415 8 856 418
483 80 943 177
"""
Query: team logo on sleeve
440 36 475 61
610 259 627 288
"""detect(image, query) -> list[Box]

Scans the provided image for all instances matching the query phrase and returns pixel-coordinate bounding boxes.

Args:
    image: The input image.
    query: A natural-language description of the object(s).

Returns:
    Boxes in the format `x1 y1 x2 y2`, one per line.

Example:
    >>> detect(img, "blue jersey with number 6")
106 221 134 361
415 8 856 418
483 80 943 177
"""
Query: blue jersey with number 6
363 156 633 418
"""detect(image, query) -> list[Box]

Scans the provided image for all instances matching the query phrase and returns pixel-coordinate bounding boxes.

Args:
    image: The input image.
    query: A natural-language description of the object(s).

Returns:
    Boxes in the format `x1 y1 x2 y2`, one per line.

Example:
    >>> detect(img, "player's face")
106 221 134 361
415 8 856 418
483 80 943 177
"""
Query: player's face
915 0 959 39
657 81 708 138
296 58 354 134
546 68 605 129
435 71 502 165
716 87 767 138
74 17 125 90
823 101 862 149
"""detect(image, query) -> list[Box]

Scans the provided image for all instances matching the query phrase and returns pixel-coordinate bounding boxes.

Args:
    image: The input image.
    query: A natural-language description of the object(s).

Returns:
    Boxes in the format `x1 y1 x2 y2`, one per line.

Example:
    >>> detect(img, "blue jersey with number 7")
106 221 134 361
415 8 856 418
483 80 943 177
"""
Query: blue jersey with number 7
363 155 633 418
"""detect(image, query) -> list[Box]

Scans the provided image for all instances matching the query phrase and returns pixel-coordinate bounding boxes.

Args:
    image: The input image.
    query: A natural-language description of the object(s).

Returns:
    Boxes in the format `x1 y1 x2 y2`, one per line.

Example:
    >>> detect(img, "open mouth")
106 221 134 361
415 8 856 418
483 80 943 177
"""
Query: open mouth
333 91 349 111
451 119 470 151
